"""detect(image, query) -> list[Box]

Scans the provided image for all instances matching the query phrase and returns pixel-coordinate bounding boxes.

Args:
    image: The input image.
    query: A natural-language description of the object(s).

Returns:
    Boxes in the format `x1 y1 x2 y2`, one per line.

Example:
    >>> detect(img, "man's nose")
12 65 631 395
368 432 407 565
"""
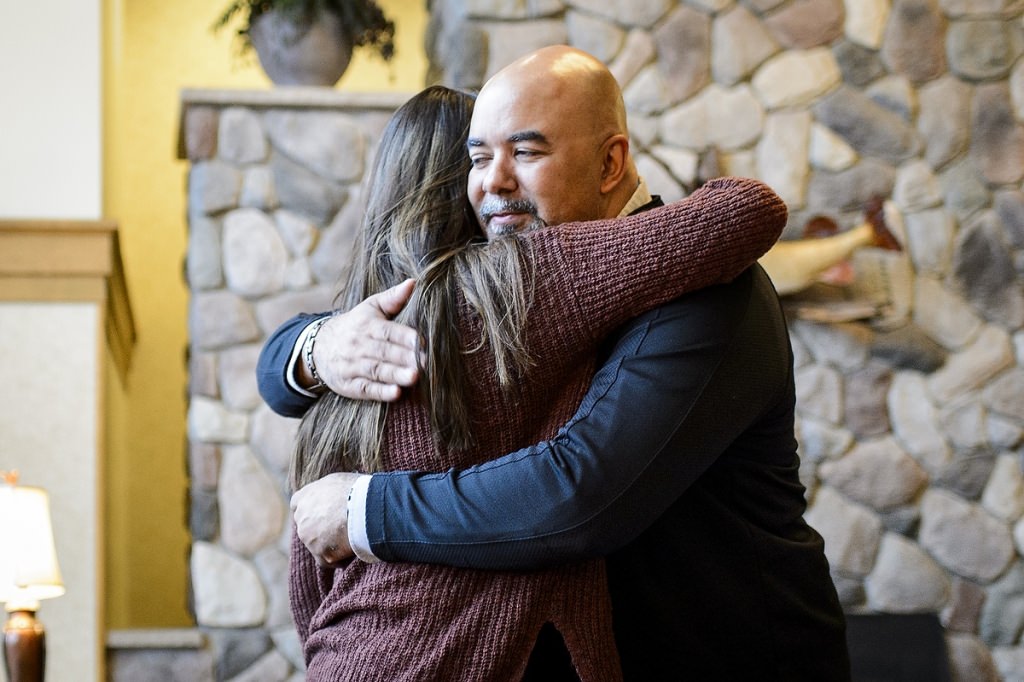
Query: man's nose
481 155 517 195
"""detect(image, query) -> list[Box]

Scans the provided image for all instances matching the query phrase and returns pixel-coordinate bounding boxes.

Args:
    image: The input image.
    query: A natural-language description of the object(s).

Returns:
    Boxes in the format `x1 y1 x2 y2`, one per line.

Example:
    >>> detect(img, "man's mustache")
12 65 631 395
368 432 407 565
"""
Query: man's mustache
479 198 541 223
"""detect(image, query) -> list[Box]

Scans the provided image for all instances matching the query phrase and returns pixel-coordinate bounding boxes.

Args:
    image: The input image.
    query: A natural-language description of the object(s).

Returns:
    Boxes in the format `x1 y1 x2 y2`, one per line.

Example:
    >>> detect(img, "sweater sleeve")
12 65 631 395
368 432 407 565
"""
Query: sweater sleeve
518 177 786 353
288 526 327 652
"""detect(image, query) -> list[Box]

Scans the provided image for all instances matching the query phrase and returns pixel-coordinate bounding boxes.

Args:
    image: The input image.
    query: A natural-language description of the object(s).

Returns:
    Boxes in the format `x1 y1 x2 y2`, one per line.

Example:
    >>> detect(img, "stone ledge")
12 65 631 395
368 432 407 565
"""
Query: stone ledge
107 628 206 650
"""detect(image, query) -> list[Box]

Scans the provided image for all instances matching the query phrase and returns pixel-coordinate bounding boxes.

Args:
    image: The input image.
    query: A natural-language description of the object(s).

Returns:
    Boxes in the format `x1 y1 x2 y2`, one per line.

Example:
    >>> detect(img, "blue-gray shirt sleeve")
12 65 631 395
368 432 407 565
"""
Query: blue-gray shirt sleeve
256 312 328 418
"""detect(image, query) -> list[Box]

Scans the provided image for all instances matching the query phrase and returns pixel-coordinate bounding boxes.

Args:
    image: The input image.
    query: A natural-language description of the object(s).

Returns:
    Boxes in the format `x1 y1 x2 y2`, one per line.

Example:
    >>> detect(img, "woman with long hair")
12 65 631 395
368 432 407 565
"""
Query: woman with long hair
288 85 787 680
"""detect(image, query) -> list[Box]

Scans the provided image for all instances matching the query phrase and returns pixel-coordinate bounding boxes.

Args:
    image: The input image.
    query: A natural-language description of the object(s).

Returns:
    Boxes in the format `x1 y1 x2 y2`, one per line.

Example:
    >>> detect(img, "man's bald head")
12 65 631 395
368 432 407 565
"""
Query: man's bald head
467 46 639 234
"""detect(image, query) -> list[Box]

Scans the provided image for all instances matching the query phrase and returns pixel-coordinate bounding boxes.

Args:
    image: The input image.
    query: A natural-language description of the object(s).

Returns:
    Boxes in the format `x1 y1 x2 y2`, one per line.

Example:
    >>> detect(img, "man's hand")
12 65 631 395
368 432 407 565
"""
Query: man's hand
290 472 362 567
304 279 421 401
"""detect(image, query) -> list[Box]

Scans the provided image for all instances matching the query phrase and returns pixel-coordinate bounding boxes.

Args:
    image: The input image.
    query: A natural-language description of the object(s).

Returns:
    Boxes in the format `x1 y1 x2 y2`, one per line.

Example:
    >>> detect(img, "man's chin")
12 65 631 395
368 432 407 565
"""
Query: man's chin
485 217 546 239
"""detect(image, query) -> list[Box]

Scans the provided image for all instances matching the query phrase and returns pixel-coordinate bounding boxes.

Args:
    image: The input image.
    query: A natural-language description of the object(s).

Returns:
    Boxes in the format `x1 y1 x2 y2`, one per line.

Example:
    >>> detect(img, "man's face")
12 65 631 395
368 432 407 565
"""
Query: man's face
467 81 607 240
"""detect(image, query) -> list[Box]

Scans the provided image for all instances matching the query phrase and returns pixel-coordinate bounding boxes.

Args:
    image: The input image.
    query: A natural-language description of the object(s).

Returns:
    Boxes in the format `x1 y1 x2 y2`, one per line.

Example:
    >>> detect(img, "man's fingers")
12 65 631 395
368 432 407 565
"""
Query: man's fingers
338 378 403 402
366 318 420 352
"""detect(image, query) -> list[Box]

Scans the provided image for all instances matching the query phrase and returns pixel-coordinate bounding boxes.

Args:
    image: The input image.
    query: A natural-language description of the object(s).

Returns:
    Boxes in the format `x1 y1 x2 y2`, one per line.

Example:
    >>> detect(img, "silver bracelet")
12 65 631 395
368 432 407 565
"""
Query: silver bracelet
302 316 331 394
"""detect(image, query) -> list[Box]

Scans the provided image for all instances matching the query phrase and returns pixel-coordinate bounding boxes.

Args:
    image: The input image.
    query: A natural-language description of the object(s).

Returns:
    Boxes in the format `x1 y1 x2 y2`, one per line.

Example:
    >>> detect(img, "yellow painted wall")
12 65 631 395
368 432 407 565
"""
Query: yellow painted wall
102 0 427 628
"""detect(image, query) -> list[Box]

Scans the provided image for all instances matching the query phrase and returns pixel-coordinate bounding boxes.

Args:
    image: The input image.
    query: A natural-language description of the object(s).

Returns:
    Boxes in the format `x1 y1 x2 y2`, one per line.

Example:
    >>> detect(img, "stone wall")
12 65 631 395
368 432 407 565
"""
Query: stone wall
180 2 1024 680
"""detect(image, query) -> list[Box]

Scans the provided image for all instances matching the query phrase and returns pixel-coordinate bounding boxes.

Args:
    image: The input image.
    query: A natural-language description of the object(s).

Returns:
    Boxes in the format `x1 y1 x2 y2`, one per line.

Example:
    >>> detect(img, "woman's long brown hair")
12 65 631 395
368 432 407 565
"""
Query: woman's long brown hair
291 86 532 489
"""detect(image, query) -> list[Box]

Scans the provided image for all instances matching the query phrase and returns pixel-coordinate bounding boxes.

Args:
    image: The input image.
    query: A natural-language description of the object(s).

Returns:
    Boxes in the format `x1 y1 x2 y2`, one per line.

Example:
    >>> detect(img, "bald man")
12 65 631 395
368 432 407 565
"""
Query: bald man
259 47 851 680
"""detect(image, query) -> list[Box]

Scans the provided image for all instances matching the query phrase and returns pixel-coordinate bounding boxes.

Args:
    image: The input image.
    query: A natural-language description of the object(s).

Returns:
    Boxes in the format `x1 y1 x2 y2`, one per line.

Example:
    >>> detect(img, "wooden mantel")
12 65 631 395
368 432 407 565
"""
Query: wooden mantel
0 219 136 380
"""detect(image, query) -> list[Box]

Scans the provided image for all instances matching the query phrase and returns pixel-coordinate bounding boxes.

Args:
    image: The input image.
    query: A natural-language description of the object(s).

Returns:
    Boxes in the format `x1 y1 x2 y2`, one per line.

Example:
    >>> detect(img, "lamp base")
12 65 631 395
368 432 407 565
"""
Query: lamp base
3 609 45 682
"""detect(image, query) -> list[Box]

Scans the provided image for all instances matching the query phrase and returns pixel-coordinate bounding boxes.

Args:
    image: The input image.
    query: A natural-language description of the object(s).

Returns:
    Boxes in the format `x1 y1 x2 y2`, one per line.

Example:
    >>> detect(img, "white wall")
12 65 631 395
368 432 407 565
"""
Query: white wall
0 0 102 219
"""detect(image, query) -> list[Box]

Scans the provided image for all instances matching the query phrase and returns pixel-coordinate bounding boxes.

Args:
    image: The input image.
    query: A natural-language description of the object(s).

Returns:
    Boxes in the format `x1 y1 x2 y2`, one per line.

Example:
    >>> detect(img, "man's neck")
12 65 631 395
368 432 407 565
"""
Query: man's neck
617 177 653 217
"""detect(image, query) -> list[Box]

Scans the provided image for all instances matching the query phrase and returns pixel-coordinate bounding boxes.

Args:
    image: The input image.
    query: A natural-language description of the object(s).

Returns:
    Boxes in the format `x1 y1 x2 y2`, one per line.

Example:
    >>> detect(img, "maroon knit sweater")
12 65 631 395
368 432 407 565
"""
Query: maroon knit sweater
290 177 788 681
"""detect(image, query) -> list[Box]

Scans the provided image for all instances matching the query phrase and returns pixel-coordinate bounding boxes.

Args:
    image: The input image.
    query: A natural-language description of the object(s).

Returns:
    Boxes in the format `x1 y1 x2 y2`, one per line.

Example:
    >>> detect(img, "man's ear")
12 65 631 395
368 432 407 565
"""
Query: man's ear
599 134 629 195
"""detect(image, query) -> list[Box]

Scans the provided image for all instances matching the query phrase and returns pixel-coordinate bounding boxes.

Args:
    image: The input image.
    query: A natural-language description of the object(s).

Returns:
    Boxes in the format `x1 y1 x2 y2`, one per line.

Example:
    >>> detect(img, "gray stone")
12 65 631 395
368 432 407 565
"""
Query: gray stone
190 441 221 491
464 0 563 19
740 0 787 11
283 259 313 290
190 488 218 543
310 191 362 284
108 646 216 682
847 248 915 328
941 399 989 450
190 291 260 350
270 153 347 225
649 146 699 189
935 448 999 502
805 486 883 576
219 108 268 166
865 532 951 612
797 417 854 462
994 190 1024 249
689 0 733 10
1013 58 1024 119
939 0 1024 16
806 159 897 213
992 646 1024 682
831 573 866 609
946 634 1001 682
763 0 845 48
988 414 1023 450
792 320 872 371
654 6 711 103
566 10 624 64
904 208 955 275
871 323 948 372
813 86 921 164
481 20 568 80
982 453 1024 522
191 542 267 627
274 210 318 258
185 106 219 162
263 111 364 183
930 326 1014 404
844 363 893 437
953 213 1024 328
970 83 1024 186
844 0 890 48
189 161 242 216
271 627 304 672
920 489 1015 583
943 578 987 633
218 344 262 411
795 364 843 424
832 40 887 87
634 155 684 203
250 404 301 478
239 166 278 211
254 286 335 338
223 208 288 298
609 29 656 88
809 122 858 171
980 562 1024 644
947 19 1024 81
190 350 219 398
188 396 248 444
225 649 291 682
819 437 928 510
880 0 948 83
752 48 842 109
428 14 488 90
880 505 921 536
913 276 983 350
254 548 293 630
894 160 942 213
867 74 917 121
629 113 659 150
623 65 673 115
756 110 811 207
1017 515 1024 555
711 5 779 85
940 158 991 221
661 84 765 152
917 76 972 170
220 446 285 556
188 215 223 291
206 629 273 681
566 0 671 27
889 371 952 473
983 368 1024 421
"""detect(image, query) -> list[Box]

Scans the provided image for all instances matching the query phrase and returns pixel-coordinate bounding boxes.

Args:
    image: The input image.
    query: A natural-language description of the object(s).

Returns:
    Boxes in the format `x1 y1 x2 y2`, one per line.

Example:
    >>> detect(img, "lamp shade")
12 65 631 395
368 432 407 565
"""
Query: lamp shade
0 485 64 611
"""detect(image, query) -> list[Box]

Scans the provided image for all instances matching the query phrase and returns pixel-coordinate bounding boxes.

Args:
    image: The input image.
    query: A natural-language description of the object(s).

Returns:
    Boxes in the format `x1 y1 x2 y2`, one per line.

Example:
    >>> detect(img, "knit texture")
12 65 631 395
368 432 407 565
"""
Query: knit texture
289 177 787 681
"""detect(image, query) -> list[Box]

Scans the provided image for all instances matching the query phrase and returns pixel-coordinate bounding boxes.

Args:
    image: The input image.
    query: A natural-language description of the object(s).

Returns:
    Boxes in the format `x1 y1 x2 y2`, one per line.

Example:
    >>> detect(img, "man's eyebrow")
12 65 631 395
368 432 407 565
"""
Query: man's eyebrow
466 130 549 149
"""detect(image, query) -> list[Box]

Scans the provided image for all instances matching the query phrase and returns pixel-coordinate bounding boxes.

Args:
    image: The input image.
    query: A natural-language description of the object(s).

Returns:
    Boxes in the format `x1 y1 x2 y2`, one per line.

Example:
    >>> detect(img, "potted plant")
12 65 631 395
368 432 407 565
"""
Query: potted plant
215 0 396 87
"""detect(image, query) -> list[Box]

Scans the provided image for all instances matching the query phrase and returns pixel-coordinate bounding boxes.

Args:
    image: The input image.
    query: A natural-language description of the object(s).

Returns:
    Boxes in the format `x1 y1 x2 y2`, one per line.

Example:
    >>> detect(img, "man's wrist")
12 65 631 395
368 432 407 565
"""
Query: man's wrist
286 317 329 397
347 475 379 563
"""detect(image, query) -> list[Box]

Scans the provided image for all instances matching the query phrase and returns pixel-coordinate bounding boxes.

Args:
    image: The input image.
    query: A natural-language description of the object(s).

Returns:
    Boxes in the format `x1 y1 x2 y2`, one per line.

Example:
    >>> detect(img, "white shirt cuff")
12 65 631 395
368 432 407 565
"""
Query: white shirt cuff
286 319 324 398
347 475 379 563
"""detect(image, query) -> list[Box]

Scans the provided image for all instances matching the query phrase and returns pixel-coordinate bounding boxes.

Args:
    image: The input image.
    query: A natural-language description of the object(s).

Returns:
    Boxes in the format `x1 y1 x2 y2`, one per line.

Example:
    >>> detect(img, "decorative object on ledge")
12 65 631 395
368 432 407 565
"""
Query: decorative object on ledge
214 0 395 87
1 471 65 682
